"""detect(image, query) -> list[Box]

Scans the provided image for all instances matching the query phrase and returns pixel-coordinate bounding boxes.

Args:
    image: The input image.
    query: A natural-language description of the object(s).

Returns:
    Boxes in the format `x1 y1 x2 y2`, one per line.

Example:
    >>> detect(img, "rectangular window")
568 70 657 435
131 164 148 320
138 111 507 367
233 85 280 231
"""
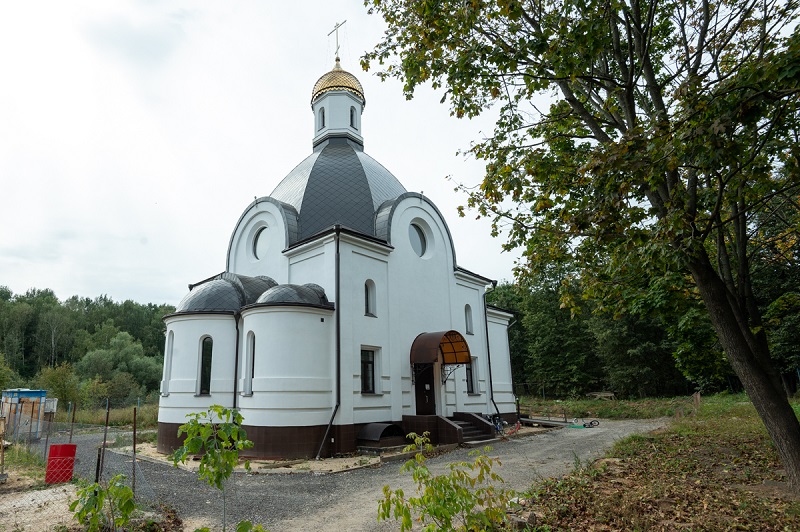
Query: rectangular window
361 349 375 394
466 357 479 394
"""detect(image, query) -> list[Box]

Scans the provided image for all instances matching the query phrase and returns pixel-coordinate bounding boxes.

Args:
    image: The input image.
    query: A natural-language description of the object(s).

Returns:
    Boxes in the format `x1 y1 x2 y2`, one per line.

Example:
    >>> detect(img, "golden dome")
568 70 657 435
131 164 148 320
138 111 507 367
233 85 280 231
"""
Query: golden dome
311 58 365 107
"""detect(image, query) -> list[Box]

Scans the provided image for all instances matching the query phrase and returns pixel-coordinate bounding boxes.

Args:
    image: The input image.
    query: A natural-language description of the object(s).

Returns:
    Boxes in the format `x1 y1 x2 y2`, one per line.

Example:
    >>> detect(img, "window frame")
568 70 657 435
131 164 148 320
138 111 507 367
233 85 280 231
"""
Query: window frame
243 331 255 396
198 335 213 396
364 279 377 317
161 330 174 396
361 348 378 394
466 356 480 395
409 223 427 256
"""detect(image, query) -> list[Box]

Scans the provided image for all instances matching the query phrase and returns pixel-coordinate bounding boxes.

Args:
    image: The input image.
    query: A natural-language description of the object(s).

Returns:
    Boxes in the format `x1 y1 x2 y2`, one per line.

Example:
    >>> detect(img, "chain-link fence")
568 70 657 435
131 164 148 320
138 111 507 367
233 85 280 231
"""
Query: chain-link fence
0 411 161 531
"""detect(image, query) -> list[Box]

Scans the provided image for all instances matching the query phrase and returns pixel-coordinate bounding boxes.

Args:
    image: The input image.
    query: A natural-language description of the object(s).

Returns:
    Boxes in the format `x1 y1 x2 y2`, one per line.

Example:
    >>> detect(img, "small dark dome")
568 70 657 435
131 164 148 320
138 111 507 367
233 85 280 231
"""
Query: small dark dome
255 283 333 308
175 273 279 313
270 138 406 242
176 279 243 313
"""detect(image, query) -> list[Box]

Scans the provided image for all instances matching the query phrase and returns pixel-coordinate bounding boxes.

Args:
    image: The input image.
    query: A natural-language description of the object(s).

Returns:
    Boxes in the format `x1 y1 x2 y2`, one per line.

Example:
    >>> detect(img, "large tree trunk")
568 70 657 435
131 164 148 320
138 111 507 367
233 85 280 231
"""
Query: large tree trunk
689 253 800 491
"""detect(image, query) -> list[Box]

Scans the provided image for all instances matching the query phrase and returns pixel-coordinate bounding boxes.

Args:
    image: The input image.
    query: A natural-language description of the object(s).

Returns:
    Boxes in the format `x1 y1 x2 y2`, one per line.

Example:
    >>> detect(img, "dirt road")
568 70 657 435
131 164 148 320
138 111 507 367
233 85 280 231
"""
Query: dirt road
142 418 667 531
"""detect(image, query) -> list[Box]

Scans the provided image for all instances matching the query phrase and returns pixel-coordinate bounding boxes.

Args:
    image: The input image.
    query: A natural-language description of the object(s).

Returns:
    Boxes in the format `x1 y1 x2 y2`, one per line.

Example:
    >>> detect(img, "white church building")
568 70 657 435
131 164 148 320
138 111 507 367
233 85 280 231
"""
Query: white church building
157 58 516 459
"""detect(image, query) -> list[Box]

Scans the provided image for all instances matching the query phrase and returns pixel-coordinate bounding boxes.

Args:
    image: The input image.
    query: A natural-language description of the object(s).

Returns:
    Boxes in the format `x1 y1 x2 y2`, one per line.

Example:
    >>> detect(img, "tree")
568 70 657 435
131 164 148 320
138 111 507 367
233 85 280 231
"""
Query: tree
76 332 162 394
364 0 800 489
0 352 22 390
588 313 688 397
171 405 254 531
36 363 81 406
38 306 74 368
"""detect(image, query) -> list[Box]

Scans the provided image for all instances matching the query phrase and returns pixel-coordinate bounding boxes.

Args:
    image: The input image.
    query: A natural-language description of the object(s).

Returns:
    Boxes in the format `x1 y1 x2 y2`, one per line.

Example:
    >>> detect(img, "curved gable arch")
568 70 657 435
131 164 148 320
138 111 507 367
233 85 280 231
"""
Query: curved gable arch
410 330 472 365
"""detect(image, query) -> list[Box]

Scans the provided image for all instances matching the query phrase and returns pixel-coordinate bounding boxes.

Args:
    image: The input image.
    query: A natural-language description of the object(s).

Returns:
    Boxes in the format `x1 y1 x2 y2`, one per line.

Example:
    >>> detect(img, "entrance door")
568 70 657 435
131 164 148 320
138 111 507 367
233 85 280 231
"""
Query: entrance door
414 363 436 415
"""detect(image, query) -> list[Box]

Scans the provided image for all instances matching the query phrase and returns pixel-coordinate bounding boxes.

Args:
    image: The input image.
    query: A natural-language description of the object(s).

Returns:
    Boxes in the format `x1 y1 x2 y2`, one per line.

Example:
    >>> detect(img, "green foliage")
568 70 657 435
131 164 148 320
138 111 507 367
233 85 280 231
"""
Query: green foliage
588 314 689 398
0 287 173 399
235 522 268 532
34 363 81 405
489 281 692 398
69 474 137 532
80 375 110 409
0 351 22 390
525 394 800 530
365 0 800 485
378 432 517 531
171 405 254 490
518 395 695 420
76 332 161 399
403 431 435 454
171 405 261 532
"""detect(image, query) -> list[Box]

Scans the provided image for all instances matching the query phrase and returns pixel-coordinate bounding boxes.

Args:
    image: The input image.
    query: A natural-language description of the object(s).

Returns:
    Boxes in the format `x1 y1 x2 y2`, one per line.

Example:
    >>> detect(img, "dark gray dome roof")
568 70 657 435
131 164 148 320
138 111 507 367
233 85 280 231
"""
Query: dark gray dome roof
270 138 406 242
176 279 242 313
255 283 333 308
175 273 278 313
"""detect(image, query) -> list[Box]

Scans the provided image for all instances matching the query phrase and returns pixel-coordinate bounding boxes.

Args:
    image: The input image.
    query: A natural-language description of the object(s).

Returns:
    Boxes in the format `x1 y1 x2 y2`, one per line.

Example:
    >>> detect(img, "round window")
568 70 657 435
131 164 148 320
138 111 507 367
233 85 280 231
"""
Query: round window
409 223 427 257
252 226 269 259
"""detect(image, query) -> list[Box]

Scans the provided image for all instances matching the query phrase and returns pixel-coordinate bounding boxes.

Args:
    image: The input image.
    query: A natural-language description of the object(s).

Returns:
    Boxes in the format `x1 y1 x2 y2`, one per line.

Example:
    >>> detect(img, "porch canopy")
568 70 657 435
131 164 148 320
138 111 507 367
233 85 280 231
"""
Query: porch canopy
410 330 471 365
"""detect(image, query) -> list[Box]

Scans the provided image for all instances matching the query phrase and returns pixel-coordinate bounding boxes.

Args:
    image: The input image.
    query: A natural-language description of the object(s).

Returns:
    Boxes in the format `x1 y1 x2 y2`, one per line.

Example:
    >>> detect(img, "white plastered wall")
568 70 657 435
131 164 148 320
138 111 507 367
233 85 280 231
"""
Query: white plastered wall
336 236 392 425
487 308 515 413
158 313 238 424
227 201 290 282
238 306 334 426
285 235 336 295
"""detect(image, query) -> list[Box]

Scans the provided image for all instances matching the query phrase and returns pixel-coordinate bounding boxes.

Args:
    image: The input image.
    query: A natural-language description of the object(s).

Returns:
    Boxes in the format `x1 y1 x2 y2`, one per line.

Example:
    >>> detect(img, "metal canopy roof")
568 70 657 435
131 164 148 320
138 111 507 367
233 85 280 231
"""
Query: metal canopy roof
410 330 472 365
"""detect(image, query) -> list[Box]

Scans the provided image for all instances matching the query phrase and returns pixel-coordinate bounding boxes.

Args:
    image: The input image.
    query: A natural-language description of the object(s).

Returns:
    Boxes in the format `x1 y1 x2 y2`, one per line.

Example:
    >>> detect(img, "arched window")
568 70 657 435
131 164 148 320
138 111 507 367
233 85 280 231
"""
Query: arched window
244 331 255 395
365 279 376 317
161 330 174 396
465 304 474 335
199 336 213 395
319 108 325 130
350 106 357 129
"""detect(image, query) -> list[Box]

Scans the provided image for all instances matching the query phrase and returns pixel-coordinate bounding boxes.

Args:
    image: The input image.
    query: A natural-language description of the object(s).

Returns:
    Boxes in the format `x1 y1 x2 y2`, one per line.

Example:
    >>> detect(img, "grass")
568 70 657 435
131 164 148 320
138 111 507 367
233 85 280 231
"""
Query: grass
53 403 159 428
518 394 696 420
2 443 47 483
518 393 800 530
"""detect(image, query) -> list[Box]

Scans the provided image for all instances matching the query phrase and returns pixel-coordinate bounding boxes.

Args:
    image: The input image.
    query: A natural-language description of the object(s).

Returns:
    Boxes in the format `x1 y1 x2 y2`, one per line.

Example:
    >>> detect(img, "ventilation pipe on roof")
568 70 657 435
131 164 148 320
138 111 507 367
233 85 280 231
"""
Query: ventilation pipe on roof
317 225 342 460
483 280 501 415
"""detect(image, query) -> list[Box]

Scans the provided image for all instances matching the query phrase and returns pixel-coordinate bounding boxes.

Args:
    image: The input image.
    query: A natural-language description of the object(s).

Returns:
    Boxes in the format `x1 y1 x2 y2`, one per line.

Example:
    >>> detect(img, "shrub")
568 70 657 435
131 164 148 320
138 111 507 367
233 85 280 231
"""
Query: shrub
378 432 517 531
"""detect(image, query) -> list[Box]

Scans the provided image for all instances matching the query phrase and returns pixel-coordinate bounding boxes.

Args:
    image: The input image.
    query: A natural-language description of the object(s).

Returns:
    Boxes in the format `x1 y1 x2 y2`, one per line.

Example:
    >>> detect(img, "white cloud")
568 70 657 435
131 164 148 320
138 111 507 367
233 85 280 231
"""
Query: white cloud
0 1 520 305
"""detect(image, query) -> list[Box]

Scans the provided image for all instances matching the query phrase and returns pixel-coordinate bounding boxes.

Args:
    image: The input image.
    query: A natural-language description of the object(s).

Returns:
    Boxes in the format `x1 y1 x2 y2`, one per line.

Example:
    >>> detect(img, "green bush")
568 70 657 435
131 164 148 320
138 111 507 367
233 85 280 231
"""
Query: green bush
70 474 136 531
378 432 517 531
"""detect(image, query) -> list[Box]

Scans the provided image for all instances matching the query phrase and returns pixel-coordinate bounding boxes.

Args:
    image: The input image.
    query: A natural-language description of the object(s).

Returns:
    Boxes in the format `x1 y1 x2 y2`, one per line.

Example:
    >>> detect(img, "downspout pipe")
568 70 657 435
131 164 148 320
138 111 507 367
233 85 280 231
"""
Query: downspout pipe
483 280 501 415
232 311 241 410
317 225 342 460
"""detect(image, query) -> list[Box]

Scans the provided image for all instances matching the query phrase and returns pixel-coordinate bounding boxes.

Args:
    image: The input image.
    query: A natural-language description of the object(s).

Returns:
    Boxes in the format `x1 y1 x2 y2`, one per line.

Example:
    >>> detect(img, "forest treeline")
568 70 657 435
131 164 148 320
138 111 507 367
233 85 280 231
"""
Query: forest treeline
488 265 800 400
0 286 174 408
2 267 798 406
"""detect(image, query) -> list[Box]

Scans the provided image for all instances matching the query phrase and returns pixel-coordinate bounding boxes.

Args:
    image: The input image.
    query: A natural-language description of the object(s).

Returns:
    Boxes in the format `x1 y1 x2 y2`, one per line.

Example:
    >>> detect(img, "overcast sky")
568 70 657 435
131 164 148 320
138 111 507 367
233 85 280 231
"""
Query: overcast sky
0 1 520 306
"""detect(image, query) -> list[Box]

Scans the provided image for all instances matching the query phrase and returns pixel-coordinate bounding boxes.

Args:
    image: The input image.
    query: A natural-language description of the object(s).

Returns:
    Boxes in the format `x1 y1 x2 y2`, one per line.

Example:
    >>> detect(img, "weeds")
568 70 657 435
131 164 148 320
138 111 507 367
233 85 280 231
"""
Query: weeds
53 403 159 427
521 393 800 530
519 394 698 419
3 443 47 481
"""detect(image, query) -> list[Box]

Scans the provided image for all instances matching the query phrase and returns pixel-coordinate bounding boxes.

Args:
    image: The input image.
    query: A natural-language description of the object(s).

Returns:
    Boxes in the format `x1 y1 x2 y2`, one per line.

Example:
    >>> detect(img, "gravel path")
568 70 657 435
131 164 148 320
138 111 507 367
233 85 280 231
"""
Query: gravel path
139 419 667 531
